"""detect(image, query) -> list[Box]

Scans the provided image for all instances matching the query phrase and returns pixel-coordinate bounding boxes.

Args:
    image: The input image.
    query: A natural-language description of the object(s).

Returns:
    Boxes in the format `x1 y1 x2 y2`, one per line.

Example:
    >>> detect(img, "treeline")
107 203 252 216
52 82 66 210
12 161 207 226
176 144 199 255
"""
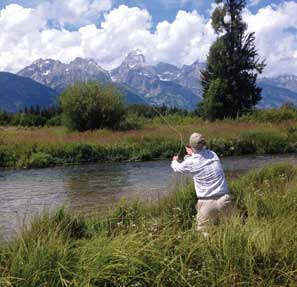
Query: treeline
0 82 191 130
0 104 189 128
0 105 61 127
1 81 297 130
2 103 297 128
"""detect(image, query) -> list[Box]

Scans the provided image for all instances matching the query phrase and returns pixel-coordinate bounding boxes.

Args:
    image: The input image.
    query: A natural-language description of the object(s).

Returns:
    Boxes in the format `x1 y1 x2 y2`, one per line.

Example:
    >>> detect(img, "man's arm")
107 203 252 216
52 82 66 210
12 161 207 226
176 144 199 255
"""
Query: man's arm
171 156 191 174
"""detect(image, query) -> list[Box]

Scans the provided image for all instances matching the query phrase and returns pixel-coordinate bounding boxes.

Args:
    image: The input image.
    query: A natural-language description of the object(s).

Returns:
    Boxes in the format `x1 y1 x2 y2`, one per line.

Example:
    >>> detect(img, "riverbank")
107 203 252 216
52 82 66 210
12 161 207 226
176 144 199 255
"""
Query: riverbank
1 163 297 286
1 119 297 168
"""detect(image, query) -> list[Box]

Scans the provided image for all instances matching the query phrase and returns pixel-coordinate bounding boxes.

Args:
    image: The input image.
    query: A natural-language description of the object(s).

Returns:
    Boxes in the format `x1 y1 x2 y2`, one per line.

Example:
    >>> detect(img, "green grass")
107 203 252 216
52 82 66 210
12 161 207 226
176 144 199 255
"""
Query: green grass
1 117 297 169
1 163 297 286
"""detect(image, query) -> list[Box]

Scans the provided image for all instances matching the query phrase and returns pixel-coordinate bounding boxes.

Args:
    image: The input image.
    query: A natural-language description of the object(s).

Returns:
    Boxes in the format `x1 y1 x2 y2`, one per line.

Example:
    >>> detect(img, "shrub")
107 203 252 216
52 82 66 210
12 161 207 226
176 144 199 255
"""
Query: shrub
239 131 288 154
12 113 47 127
0 111 12 126
28 152 52 168
240 107 297 123
60 82 125 131
118 113 144 130
46 115 62 126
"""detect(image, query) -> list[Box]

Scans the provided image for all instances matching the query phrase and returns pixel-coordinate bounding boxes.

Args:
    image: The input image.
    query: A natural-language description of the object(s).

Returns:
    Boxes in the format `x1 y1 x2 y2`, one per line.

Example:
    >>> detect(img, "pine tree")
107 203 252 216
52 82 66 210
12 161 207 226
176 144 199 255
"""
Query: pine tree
199 0 265 120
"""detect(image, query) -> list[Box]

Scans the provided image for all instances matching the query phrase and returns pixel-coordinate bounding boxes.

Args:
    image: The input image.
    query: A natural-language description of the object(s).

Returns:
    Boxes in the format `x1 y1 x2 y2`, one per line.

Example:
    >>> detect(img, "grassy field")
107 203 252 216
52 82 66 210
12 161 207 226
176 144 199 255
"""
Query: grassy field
1 117 297 168
0 118 292 145
0 163 297 286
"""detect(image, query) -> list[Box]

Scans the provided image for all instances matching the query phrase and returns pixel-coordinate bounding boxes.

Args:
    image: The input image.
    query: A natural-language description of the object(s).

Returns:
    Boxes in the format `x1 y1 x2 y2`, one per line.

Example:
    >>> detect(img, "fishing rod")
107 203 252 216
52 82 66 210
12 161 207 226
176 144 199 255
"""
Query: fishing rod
131 94 187 157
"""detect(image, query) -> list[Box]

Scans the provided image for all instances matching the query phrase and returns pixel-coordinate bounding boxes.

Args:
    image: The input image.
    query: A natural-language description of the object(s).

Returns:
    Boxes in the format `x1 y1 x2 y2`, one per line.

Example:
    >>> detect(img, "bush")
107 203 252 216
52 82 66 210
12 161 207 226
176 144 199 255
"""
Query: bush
60 82 125 131
118 113 144 130
0 111 12 126
239 131 288 154
28 152 52 168
240 107 297 123
46 115 62 126
12 113 47 127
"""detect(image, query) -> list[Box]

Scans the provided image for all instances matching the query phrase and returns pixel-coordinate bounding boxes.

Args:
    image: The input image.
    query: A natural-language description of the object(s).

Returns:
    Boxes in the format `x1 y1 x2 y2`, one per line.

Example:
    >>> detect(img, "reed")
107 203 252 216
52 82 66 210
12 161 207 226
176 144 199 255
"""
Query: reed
1 117 297 169
1 128 297 168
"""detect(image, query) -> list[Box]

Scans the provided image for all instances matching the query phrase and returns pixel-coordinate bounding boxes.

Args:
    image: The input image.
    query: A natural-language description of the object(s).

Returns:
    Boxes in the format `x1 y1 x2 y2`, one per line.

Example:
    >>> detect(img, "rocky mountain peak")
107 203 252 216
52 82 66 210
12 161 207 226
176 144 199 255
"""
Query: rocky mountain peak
70 57 87 65
70 57 97 66
14 53 297 111
123 49 146 69
30 58 63 69
17 57 110 93
69 57 106 72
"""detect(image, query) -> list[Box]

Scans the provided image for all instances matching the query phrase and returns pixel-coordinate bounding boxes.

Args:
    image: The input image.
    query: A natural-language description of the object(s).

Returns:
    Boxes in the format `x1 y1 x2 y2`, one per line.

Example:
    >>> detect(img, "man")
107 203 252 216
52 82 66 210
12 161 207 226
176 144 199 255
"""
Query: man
171 133 232 235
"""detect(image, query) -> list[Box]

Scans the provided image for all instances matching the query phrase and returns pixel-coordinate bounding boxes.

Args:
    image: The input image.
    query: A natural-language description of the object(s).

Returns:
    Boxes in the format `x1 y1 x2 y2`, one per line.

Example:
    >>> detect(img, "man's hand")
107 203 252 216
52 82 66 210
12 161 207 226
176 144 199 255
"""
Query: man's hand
172 155 179 161
186 146 193 156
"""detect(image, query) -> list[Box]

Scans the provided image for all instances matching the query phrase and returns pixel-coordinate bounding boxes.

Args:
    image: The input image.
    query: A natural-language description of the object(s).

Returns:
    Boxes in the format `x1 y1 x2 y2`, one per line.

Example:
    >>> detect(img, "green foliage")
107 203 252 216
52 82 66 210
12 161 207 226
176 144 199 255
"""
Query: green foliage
240 106 297 123
60 82 125 131
21 105 61 119
199 78 226 120
46 115 62 126
0 111 12 126
0 139 181 168
211 5 226 33
0 105 61 128
11 113 47 127
1 164 297 286
25 152 52 168
127 104 189 119
238 131 288 154
1 126 297 169
208 129 297 156
118 113 144 130
199 0 265 120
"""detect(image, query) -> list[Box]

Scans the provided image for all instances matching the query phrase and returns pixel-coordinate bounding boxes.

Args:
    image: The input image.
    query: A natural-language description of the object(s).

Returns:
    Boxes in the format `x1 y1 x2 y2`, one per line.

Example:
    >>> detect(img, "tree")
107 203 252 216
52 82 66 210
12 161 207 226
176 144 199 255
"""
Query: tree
60 82 125 131
199 0 265 120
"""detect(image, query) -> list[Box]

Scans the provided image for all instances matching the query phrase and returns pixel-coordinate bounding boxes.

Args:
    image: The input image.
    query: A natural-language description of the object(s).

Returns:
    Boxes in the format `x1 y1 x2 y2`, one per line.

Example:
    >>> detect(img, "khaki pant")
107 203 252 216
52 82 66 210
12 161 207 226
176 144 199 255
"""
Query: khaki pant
196 193 233 232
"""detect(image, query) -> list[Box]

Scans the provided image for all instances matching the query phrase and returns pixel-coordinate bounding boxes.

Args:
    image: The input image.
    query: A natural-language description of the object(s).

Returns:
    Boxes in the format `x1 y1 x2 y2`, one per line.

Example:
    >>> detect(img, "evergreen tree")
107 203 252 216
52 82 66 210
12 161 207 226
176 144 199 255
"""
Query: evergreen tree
199 0 265 120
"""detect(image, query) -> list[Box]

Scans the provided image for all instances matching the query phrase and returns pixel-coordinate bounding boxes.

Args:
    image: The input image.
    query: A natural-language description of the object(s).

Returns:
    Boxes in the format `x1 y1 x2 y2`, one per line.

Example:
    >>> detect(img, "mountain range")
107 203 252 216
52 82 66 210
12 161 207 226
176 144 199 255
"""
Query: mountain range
0 50 297 112
0 72 58 112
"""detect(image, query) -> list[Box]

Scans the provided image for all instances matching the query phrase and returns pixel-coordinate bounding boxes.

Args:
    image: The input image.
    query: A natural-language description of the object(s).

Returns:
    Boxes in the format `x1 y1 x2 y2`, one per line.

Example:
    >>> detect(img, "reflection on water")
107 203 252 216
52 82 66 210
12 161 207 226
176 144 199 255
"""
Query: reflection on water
1 154 297 240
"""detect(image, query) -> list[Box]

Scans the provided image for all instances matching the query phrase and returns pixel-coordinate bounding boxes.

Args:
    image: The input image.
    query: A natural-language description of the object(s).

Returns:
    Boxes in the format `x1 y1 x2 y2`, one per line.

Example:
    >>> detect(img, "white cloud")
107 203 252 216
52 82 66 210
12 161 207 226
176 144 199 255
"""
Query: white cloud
243 1 297 76
151 10 215 66
0 4 215 72
38 0 112 27
0 1 296 77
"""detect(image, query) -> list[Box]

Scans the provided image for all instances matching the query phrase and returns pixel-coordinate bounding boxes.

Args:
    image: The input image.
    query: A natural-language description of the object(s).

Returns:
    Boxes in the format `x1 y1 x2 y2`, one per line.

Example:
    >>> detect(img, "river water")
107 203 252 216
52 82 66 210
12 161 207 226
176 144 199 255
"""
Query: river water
1 154 297 240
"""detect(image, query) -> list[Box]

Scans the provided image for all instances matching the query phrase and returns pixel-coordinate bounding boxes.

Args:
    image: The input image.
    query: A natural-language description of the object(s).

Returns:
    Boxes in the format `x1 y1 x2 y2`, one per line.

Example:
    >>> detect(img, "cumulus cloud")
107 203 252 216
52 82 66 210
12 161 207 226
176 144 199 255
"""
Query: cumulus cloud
78 6 215 69
0 1 296 76
243 1 297 76
0 4 215 72
37 0 112 27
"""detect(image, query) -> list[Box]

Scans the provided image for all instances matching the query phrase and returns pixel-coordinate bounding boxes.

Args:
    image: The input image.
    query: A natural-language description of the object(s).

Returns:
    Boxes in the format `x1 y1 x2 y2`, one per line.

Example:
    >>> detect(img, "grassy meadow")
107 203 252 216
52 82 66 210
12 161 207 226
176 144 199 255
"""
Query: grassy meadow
1 163 297 286
1 115 297 168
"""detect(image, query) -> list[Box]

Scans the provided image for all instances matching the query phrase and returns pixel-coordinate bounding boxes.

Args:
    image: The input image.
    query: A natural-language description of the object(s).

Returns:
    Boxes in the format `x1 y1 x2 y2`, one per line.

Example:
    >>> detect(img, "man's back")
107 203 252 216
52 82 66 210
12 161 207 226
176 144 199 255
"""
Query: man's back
171 149 228 198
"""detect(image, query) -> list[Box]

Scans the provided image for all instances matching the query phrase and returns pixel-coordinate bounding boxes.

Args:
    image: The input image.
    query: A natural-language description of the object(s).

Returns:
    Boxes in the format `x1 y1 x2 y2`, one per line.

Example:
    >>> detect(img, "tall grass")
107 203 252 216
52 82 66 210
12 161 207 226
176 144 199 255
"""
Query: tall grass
1 127 297 168
1 163 297 286
1 118 296 168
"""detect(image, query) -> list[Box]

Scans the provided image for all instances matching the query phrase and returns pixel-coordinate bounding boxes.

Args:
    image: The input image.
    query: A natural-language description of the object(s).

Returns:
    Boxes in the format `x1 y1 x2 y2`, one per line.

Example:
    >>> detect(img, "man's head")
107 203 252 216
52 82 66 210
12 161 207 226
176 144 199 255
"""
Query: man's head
189 133 206 152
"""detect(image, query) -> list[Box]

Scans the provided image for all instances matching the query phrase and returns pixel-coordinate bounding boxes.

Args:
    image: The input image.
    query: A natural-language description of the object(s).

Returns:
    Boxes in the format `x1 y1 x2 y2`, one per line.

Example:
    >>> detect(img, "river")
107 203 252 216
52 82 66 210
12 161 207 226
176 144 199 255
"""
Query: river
1 154 297 240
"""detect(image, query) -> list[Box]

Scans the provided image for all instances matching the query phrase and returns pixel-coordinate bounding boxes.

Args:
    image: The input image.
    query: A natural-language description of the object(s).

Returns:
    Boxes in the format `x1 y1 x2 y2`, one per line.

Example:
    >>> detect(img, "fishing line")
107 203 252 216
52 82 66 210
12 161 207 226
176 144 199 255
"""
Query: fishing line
132 94 186 156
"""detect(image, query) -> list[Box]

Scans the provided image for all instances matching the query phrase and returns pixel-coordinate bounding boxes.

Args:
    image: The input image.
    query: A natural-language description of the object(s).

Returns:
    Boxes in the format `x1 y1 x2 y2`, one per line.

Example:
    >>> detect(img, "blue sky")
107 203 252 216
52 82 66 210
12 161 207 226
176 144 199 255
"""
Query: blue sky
0 0 287 28
0 0 296 76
